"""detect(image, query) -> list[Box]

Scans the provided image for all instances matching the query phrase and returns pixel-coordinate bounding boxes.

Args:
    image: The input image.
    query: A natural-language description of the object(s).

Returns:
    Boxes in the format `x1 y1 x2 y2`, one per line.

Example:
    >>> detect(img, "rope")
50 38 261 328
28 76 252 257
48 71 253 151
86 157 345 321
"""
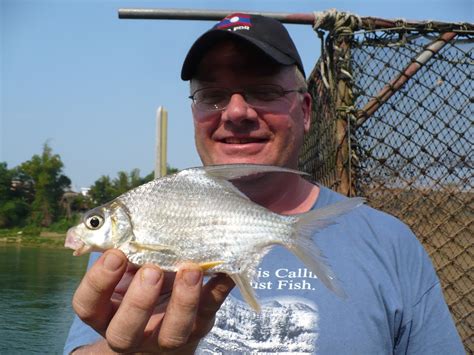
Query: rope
312 9 362 92
313 9 362 34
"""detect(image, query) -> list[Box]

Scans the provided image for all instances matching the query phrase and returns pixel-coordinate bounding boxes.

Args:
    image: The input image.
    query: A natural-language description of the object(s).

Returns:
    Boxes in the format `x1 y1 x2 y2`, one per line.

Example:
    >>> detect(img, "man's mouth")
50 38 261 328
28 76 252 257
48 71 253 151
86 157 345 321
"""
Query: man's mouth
221 137 267 144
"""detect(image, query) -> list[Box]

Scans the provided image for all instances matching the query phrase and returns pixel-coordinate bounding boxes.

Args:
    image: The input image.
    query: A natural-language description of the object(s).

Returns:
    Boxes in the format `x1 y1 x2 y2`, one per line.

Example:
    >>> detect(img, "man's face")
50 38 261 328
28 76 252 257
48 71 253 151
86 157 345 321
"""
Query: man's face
190 40 311 168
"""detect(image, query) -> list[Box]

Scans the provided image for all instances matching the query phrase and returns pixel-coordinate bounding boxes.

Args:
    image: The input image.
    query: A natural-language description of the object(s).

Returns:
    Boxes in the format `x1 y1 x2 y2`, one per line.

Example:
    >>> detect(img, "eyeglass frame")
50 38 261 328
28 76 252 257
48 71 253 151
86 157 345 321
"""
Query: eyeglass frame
188 84 307 112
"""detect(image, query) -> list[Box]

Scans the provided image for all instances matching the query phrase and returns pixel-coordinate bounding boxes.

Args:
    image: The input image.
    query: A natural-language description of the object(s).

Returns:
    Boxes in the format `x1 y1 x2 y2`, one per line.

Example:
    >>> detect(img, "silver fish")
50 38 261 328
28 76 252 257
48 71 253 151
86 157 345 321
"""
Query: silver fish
65 164 364 311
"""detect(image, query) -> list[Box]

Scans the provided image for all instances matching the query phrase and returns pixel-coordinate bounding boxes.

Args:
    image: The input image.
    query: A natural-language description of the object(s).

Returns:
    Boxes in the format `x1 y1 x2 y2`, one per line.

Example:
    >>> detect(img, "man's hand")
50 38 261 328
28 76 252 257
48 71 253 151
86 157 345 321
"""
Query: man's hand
71 249 234 354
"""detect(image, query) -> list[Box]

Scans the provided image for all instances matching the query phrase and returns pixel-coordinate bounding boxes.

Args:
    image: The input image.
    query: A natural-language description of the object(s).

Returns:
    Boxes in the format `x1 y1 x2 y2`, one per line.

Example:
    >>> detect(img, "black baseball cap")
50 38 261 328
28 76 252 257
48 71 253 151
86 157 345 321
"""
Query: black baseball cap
181 13 305 80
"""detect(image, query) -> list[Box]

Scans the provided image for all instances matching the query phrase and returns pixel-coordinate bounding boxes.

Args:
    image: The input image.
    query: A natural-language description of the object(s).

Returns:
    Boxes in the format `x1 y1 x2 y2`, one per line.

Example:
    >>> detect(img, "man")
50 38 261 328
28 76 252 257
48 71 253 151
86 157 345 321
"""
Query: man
64 13 464 354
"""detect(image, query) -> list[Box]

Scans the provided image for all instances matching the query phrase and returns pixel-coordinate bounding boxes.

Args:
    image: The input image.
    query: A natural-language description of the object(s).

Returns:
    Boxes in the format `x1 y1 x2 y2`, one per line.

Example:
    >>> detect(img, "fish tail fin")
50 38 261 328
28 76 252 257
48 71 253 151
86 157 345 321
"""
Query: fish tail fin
229 273 261 312
289 197 365 297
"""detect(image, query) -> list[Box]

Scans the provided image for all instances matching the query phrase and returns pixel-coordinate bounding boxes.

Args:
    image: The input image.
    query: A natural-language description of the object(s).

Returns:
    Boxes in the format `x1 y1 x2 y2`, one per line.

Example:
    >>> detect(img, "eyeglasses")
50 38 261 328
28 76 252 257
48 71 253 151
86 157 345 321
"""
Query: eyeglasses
189 84 306 112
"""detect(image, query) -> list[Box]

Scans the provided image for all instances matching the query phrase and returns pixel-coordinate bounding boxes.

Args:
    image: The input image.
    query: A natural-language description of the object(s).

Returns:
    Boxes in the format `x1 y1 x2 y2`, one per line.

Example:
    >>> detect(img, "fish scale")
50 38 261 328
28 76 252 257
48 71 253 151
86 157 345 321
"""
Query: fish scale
65 164 364 311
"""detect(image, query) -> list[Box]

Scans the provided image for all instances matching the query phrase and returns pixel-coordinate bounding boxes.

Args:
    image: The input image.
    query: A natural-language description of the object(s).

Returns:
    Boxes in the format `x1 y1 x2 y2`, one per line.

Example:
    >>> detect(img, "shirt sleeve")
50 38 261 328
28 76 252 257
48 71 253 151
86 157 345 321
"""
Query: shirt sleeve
63 315 102 355
362 206 465 354
395 281 465 354
63 252 103 355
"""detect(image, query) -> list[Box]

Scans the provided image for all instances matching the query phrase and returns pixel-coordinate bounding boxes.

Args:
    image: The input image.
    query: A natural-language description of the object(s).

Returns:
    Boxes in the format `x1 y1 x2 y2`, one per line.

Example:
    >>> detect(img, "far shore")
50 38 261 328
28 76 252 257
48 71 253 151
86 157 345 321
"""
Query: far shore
0 231 67 249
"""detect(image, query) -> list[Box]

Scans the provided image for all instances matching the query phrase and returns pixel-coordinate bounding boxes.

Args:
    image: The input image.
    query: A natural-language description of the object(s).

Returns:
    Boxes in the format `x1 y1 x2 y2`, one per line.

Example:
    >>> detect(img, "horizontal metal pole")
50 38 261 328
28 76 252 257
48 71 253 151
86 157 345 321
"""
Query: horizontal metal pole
118 8 315 24
118 8 474 32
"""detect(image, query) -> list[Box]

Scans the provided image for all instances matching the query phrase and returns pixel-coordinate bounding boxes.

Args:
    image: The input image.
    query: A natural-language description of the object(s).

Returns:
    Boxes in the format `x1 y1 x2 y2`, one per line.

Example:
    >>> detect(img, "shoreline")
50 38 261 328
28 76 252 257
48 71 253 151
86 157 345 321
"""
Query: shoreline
0 231 67 249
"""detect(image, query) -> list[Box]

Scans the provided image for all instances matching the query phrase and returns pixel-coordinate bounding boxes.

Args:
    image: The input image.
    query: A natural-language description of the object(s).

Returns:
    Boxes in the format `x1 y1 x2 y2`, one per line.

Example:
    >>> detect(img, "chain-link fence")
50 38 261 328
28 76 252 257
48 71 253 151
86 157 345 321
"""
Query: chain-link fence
299 10 473 351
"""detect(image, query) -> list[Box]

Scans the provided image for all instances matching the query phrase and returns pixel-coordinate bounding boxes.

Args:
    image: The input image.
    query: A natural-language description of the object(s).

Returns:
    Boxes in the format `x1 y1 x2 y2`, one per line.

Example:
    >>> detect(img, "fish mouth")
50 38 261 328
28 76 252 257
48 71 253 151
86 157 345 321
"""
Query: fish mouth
65 227 91 256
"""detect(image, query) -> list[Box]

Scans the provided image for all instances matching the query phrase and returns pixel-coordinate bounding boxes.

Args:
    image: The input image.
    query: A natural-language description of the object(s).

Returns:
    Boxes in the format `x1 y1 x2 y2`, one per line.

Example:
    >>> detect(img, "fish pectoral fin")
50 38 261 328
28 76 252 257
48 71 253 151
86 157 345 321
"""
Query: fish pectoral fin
129 241 177 255
199 260 224 271
203 164 308 181
229 273 261 313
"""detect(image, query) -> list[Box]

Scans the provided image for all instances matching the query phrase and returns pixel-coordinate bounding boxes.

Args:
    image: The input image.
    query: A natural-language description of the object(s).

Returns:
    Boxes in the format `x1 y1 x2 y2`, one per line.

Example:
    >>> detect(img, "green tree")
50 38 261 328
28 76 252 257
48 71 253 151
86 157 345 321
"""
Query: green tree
167 165 179 175
0 163 30 227
129 168 143 188
88 166 177 207
89 176 116 205
19 143 71 227
114 169 154 194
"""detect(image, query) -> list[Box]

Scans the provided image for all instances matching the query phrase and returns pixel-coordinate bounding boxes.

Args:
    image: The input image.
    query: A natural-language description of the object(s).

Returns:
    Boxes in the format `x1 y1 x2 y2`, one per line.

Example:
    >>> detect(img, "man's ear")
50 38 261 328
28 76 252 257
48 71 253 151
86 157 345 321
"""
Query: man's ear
302 92 312 133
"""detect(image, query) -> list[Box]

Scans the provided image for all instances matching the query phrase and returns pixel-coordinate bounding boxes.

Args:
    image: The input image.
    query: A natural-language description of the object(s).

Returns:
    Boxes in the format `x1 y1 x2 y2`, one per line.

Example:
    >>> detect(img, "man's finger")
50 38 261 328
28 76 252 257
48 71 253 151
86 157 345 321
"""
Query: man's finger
72 249 127 334
158 263 203 351
191 273 235 339
105 264 164 353
200 273 235 317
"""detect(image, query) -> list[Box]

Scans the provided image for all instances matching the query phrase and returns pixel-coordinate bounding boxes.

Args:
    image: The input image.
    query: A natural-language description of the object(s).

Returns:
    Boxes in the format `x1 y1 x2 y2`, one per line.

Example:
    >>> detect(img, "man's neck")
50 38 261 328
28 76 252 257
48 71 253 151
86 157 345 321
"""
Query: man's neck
233 173 319 215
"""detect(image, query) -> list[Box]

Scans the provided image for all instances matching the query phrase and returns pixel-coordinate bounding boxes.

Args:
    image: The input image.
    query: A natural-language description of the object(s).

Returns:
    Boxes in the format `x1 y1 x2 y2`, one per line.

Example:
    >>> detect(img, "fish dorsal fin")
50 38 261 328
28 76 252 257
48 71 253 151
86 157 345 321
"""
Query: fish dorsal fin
203 164 308 181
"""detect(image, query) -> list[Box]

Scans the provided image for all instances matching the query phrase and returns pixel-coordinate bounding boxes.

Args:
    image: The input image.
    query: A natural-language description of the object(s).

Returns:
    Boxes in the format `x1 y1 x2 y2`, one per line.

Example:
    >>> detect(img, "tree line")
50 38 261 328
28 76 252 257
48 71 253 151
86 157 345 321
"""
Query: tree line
0 144 177 230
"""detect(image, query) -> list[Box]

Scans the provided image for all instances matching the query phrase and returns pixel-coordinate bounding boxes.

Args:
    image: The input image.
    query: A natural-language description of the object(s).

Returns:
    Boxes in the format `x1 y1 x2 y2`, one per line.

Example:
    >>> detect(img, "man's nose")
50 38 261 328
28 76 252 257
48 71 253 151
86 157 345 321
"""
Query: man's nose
222 93 258 123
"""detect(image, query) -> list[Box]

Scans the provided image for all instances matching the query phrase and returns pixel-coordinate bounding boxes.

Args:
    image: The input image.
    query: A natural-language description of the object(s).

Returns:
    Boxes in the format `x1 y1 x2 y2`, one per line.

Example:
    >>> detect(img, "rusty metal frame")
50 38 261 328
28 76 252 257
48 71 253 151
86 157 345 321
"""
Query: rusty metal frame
355 32 459 127
118 8 473 33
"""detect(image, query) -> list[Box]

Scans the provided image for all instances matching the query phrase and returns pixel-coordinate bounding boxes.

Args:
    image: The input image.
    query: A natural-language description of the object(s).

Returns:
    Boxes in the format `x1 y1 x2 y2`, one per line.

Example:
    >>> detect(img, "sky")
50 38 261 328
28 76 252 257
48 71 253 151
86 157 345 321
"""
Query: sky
1 0 472 190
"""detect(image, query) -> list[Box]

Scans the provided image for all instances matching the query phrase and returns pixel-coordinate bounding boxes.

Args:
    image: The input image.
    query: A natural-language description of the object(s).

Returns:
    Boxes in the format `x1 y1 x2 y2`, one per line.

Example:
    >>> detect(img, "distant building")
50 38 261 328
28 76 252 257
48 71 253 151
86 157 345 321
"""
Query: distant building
10 179 31 191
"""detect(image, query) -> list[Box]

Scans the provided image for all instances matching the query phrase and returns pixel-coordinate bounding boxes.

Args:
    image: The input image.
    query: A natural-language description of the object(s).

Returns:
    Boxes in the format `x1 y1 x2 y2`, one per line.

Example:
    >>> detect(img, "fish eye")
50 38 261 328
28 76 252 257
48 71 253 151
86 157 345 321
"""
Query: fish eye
85 215 104 230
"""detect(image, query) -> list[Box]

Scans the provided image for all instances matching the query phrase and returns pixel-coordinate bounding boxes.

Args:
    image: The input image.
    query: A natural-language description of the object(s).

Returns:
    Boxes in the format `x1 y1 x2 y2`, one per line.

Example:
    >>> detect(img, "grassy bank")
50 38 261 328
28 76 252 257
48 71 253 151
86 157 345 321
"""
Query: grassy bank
0 228 67 248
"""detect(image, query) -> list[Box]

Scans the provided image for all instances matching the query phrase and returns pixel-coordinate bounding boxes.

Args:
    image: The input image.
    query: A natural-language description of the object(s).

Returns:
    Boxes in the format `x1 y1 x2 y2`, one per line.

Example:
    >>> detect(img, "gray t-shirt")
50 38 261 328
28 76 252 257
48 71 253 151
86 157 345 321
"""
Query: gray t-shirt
64 186 464 354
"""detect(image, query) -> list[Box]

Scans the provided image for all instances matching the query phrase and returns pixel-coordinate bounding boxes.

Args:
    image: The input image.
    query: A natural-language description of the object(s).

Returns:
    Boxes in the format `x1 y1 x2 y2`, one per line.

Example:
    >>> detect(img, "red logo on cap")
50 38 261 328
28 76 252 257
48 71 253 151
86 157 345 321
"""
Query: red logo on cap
216 13 252 29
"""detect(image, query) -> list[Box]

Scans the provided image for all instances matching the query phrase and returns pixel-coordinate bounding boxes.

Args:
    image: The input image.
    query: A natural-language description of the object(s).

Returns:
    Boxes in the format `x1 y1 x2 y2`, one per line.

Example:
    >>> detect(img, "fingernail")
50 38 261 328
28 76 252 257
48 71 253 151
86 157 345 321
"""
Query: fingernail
183 269 201 286
103 253 123 271
142 267 162 286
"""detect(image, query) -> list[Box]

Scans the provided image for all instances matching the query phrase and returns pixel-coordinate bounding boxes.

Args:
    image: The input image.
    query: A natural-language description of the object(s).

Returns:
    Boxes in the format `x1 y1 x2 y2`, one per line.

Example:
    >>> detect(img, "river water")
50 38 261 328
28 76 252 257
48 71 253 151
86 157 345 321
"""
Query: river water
0 244 89 354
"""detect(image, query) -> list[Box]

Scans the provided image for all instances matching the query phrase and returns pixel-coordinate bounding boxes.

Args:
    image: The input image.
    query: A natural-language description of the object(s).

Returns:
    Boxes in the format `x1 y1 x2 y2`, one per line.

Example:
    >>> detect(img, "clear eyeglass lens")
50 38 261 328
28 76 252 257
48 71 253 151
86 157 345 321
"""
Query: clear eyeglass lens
246 85 285 102
195 88 228 108
193 85 291 111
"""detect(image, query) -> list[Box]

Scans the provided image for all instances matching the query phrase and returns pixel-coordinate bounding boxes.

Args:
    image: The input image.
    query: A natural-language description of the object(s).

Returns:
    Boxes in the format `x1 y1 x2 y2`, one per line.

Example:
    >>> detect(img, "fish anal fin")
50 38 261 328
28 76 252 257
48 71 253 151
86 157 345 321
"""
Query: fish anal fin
199 260 224 271
229 273 261 313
